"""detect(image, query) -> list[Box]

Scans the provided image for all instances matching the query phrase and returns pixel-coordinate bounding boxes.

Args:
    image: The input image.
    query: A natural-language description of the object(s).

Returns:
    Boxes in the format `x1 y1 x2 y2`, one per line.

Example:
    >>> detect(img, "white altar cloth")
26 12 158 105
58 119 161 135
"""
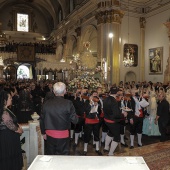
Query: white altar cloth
28 155 150 170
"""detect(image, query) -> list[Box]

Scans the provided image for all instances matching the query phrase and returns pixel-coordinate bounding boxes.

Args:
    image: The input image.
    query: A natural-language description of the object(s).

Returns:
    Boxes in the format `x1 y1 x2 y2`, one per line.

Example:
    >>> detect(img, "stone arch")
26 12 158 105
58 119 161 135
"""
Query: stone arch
124 71 136 83
56 41 64 61
65 35 77 60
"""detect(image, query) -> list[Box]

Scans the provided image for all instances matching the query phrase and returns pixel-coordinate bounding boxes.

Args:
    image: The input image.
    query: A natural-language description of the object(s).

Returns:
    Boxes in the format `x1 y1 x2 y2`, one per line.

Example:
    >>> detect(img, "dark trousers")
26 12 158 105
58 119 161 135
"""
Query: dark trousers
101 119 108 133
129 117 143 135
84 123 100 143
46 135 70 155
74 118 84 133
158 120 168 141
120 120 126 135
105 122 121 142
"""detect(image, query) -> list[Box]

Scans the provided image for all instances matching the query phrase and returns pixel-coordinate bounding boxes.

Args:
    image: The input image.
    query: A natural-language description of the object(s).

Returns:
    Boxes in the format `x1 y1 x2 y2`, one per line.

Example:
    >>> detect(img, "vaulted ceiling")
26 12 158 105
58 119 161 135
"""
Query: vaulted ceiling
0 0 70 29
0 0 167 28
0 0 168 39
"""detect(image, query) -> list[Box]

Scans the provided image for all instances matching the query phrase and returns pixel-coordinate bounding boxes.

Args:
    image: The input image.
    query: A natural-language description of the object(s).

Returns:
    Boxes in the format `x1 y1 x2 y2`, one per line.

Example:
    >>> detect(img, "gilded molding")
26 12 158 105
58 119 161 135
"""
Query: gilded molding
95 9 124 25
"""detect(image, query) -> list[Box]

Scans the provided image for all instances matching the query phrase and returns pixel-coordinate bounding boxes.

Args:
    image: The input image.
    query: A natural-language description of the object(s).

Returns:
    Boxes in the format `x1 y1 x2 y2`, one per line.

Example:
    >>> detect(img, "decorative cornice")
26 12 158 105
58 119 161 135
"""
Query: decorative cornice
36 61 76 71
97 0 120 8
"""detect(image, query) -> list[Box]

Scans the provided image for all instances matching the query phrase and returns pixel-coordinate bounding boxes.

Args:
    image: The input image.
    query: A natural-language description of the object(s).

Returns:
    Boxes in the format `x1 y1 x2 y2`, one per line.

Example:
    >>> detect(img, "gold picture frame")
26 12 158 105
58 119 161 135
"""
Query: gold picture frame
17 45 35 62
149 47 163 75
123 44 138 67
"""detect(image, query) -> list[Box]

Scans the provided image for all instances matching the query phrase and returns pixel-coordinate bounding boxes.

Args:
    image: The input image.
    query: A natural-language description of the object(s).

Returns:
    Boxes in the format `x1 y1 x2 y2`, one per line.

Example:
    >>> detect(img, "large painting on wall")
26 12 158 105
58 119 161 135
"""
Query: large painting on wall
17 45 35 62
149 47 163 75
123 44 138 67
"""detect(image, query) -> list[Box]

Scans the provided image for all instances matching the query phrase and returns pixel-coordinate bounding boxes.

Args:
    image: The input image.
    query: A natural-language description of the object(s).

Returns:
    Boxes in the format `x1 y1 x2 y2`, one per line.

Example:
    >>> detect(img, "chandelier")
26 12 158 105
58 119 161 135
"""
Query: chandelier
0 23 7 47
123 48 134 67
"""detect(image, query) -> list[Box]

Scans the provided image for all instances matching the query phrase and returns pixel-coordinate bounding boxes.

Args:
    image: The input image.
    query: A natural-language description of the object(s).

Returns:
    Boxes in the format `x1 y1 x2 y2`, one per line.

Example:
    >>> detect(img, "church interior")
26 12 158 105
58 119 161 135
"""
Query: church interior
0 0 170 170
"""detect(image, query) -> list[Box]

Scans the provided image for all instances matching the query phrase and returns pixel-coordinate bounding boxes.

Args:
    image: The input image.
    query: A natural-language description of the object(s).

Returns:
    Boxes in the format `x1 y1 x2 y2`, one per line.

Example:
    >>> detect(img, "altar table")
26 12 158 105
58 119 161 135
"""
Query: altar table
28 155 150 170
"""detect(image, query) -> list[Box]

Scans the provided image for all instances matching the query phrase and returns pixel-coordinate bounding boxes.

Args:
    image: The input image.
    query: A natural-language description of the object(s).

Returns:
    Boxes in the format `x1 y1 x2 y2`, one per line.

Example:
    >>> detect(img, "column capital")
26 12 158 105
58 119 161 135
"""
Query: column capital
139 17 146 29
164 22 170 39
95 9 124 25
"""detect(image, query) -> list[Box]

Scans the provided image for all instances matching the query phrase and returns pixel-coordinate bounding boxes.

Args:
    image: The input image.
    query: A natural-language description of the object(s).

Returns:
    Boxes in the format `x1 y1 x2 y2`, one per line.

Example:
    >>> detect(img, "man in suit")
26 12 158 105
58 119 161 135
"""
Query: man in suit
155 93 170 142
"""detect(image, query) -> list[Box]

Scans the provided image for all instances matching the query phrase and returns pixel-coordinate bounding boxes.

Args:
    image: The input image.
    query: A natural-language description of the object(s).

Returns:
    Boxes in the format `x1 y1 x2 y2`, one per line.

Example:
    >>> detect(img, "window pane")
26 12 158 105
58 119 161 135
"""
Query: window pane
17 13 29 32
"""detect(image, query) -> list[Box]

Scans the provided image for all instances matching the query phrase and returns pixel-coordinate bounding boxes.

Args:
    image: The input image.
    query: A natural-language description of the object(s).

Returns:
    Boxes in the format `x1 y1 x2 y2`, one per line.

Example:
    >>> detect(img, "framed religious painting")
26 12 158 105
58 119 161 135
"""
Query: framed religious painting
149 47 163 75
123 44 138 67
17 45 35 62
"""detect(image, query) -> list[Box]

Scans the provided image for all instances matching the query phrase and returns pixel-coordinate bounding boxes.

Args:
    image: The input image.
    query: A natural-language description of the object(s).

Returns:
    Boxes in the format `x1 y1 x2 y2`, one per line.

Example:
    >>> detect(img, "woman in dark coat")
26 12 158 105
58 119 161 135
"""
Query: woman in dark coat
0 81 23 170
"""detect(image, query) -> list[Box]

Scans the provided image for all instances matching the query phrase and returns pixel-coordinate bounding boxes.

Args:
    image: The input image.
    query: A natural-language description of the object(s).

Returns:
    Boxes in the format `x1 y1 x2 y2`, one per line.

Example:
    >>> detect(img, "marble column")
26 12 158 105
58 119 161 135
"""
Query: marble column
139 17 146 82
0 56 4 79
163 22 170 84
110 18 122 85
96 1 124 85
96 16 107 83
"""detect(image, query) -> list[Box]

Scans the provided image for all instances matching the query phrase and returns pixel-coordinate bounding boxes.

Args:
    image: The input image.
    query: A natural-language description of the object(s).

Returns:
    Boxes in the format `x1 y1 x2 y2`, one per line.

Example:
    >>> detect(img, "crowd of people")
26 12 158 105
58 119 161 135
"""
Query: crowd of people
0 79 170 169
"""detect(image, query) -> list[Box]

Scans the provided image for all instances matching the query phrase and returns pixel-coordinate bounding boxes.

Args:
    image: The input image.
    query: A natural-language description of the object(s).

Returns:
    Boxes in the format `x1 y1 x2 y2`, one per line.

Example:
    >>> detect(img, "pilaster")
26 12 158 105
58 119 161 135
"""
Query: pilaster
163 22 170 84
139 17 146 82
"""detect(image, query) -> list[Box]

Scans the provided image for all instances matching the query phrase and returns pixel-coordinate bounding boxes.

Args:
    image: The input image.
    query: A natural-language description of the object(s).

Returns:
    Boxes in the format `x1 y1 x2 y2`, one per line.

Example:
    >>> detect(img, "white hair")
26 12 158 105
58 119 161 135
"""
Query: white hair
53 82 66 96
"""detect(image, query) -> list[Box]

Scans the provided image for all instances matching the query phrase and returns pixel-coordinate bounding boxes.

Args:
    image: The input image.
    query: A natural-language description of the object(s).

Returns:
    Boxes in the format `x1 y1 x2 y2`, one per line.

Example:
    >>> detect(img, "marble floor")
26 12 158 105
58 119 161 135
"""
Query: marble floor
68 132 170 169
69 130 166 156
41 129 170 170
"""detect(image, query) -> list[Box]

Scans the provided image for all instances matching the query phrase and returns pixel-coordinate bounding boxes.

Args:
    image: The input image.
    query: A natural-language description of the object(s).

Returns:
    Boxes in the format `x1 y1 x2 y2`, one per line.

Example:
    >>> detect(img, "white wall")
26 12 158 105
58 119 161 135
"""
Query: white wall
120 15 141 83
145 10 169 83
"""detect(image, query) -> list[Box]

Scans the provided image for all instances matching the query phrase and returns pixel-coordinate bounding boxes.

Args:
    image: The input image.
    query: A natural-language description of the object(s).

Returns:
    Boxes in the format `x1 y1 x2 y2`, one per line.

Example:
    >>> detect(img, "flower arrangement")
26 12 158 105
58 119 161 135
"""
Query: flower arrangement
68 76 102 92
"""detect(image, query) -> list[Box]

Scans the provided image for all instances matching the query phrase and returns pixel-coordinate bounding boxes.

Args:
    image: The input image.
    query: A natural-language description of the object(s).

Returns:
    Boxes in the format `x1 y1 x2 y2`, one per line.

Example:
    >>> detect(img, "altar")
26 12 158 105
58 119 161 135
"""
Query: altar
28 155 149 170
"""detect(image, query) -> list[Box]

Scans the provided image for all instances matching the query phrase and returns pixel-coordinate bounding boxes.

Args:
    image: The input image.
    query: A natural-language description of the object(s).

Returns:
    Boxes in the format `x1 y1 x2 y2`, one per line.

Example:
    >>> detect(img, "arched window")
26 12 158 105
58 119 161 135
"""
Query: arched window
70 0 75 12
58 8 63 23
17 13 29 32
